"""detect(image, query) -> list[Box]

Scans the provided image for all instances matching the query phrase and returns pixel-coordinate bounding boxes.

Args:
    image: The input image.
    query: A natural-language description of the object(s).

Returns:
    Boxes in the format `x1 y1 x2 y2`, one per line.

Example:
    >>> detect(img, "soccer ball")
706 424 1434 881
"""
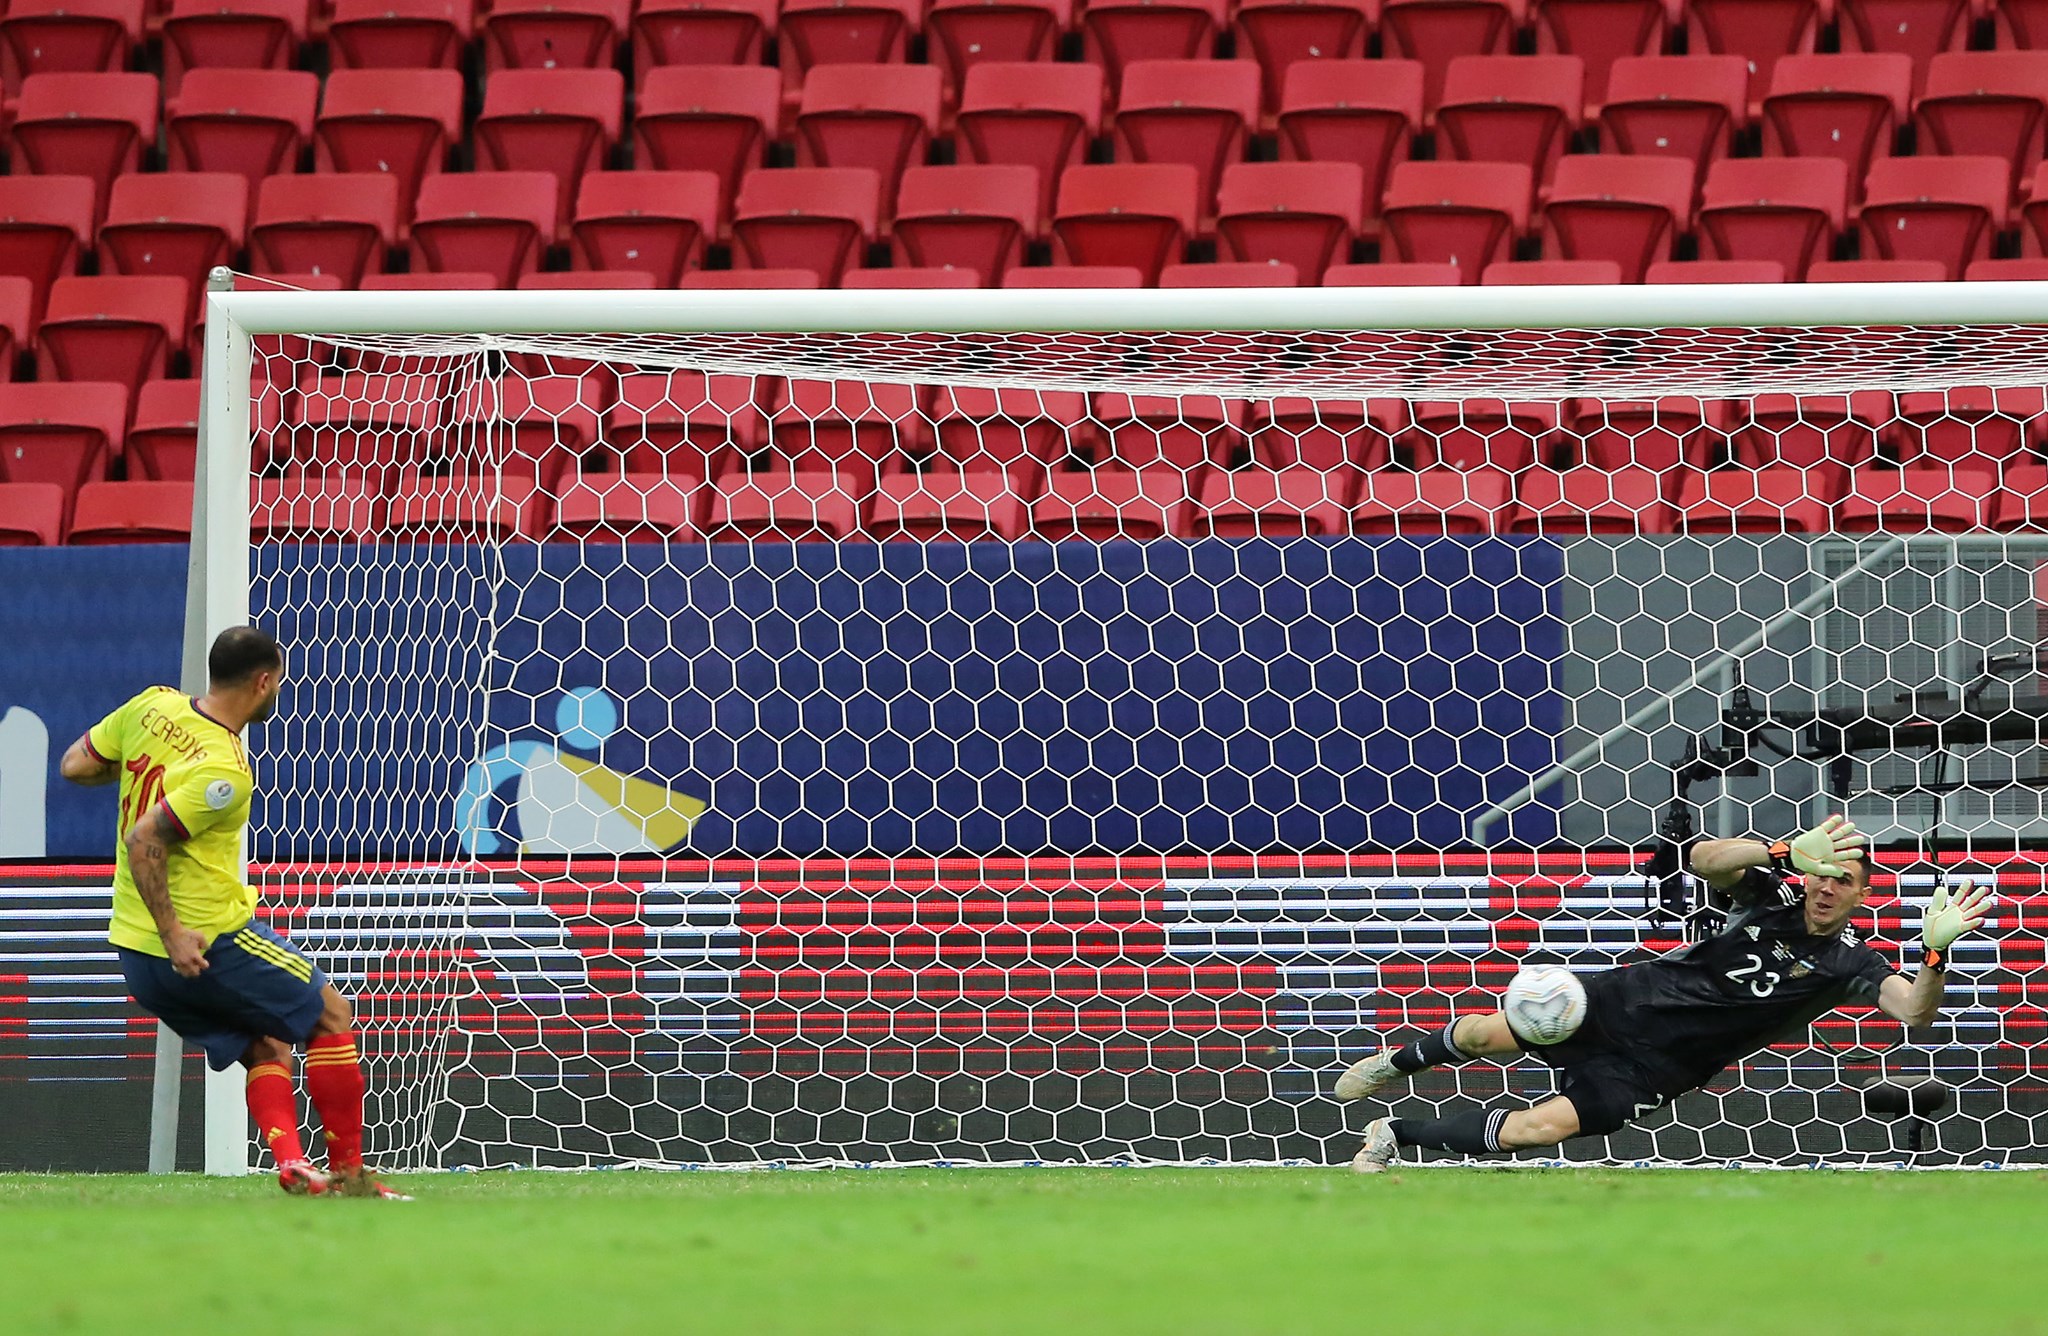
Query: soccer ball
1503 965 1587 1046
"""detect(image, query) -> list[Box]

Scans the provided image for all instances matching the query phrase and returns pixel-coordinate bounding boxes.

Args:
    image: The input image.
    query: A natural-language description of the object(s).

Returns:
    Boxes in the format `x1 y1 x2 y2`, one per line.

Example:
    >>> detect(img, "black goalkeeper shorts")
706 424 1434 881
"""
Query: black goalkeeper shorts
1524 968 1696 1138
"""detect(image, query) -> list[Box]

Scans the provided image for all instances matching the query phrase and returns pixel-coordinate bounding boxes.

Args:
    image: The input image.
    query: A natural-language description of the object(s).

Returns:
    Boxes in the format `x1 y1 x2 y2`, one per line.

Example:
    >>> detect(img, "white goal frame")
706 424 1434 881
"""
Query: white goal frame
185 272 2048 1175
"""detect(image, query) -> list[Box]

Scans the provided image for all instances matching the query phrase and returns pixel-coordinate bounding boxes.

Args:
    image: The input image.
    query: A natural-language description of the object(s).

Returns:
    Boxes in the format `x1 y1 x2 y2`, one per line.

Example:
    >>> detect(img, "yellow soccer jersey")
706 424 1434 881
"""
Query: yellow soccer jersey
87 686 258 956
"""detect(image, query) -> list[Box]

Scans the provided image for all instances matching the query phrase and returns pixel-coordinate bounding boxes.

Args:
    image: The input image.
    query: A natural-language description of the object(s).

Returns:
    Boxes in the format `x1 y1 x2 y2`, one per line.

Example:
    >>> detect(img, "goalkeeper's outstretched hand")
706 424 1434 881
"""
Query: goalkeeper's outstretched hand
1789 814 1866 878
1923 879 1996 952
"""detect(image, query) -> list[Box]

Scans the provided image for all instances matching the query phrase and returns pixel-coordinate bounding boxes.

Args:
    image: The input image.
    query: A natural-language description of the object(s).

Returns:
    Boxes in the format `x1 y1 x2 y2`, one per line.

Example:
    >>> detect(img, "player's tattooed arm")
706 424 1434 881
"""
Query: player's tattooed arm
58 735 118 786
123 807 208 977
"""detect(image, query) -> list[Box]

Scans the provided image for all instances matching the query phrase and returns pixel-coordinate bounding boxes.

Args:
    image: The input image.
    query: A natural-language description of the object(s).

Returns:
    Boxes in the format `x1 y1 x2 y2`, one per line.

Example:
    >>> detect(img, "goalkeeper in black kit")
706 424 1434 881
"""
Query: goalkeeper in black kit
1338 816 1996 1172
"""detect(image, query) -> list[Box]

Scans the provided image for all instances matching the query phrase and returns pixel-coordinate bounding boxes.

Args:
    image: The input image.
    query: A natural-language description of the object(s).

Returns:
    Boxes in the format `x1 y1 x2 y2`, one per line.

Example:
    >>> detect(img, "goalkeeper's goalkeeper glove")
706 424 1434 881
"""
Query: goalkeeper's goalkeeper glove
1783 814 1866 879
1921 879 1995 971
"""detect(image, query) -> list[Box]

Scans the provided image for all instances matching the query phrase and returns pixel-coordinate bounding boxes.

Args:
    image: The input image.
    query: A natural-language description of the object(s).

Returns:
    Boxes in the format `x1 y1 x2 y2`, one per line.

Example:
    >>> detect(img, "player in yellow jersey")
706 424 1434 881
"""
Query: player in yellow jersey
59 626 406 1200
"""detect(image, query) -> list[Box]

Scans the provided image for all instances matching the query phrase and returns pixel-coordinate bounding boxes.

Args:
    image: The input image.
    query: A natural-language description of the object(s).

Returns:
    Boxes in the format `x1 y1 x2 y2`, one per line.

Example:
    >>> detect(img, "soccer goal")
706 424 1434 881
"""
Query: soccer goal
186 272 2048 1173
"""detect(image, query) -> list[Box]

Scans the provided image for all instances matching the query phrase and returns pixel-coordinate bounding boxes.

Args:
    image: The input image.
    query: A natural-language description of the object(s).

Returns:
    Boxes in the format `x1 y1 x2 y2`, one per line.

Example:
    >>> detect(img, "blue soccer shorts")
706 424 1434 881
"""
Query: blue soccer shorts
117 920 330 1071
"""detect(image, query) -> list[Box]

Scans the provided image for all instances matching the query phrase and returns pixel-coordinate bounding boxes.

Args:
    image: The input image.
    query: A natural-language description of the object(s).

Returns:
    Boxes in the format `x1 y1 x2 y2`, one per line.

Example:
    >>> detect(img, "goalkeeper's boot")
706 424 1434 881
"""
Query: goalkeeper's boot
1349 1119 1400 1174
276 1159 331 1196
1333 1049 1403 1101
330 1167 412 1201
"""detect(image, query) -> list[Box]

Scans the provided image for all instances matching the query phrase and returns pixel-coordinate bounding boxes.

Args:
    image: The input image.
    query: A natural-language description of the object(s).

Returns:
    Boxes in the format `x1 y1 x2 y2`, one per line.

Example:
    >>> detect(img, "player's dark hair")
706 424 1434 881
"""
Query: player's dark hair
208 626 283 686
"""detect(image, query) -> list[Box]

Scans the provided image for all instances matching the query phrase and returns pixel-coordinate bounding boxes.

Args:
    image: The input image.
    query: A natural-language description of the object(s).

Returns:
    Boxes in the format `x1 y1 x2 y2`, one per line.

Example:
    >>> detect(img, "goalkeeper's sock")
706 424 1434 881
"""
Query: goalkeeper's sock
305 1031 366 1171
245 1061 308 1164
1390 1109 1507 1155
1391 1020 1472 1074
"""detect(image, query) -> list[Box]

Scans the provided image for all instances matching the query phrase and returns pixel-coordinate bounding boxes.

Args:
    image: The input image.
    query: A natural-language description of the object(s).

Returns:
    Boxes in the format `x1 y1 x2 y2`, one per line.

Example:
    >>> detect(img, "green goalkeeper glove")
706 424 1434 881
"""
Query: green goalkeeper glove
1786 814 1866 878
1922 879 1995 954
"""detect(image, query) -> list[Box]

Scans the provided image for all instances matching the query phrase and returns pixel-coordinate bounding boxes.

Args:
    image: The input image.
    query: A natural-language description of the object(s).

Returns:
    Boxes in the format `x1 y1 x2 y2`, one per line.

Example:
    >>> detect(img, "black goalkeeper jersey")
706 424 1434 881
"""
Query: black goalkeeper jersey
1597 866 1899 1086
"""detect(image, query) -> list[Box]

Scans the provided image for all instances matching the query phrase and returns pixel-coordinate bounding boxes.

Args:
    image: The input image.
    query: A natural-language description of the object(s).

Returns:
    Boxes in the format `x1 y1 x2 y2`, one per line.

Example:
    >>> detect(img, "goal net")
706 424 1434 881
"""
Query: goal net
202 280 2048 1170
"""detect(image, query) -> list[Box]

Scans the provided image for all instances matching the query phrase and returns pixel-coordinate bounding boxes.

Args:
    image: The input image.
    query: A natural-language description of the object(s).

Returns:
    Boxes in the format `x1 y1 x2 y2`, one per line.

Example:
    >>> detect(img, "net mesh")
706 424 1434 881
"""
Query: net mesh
224 310 2048 1169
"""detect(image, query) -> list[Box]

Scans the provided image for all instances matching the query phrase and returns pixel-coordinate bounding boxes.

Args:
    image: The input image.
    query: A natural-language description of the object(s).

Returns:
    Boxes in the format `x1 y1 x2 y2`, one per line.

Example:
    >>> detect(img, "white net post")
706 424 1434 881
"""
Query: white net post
203 281 2048 1169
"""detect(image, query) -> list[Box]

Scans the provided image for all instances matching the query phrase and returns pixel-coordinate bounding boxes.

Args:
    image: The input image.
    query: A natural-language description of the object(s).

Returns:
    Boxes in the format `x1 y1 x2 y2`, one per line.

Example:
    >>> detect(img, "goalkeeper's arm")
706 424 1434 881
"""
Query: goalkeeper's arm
1689 814 1867 892
1879 879 1996 1027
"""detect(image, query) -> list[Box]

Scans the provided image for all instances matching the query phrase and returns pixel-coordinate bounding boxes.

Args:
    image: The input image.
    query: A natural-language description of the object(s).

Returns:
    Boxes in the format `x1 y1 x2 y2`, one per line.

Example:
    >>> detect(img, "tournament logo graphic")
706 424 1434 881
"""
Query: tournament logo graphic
455 687 706 855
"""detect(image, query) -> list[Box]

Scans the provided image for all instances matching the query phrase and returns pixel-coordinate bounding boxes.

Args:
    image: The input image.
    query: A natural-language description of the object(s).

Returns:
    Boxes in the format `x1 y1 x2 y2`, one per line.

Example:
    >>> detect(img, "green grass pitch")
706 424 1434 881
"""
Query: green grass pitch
2 1167 2043 1336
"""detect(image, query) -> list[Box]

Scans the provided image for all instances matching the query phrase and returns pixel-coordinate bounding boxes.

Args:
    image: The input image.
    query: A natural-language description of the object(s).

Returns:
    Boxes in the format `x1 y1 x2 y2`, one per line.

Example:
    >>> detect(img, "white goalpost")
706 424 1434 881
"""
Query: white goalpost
184 272 2048 1173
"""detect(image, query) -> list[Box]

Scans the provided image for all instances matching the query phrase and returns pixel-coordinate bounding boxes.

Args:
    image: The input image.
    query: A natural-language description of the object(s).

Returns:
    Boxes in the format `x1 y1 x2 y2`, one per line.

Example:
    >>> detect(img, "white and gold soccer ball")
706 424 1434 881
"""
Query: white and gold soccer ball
1503 965 1587 1046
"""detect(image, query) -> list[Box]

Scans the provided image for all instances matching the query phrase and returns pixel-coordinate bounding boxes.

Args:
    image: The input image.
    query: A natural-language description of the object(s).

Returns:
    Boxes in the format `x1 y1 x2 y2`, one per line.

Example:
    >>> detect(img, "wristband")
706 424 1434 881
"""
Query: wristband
1922 946 1949 973
1769 840 1795 875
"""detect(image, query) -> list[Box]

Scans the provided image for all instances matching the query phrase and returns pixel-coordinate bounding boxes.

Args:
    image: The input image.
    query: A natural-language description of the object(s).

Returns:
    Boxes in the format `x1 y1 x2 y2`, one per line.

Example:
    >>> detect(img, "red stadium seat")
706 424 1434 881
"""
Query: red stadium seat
480 0 625 72
1883 386 2044 464
682 268 825 289
1835 0 1973 86
249 173 401 286
384 473 540 542
1697 156 1847 280
1760 53 1912 187
1598 55 1750 183
1379 0 1522 113
38 276 187 389
1435 55 1584 181
0 482 64 545
519 270 656 291
409 172 559 286
1858 155 2010 279
633 65 782 222
1672 466 1833 531
1090 393 1244 471
0 175 96 324
795 63 945 207
927 0 1071 99
1353 466 1512 534
1195 466 1354 536
1807 258 1947 280
327 0 472 71
867 469 1032 541
1533 0 1669 116
288 368 454 473
1645 258 1787 282
1080 0 1229 90
473 69 626 220
1031 467 1191 540
315 69 466 219
608 369 766 478
549 472 701 543
1991 0 2048 46
2028 167 2048 255
0 381 125 514
251 475 386 543
570 170 720 285
1247 398 1398 471
1541 154 1695 283
844 267 987 288
1837 465 1996 532
1323 261 1464 284
1051 163 1200 284
361 271 493 289
1112 59 1262 210
161 0 308 96
1996 464 2048 531
449 376 601 488
1507 465 1672 533
632 0 776 80
1967 257 2048 279
1214 162 1364 283
1407 399 1556 470
928 386 1087 471
1482 258 1623 283
0 278 31 382
769 380 927 492
0 0 143 97
1233 0 1376 115
1379 160 1533 281
68 480 194 544
98 174 248 322
124 379 203 481
10 73 160 221
1728 391 1888 474
1003 265 1148 287
730 168 881 286
706 470 863 541
166 68 319 189
1563 397 1725 473
1685 0 1824 112
777 0 922 86
1276 60 1424 238
892 164 1040 285
1160 260 1300 285
1914 52 2048 187
956 63 1106 227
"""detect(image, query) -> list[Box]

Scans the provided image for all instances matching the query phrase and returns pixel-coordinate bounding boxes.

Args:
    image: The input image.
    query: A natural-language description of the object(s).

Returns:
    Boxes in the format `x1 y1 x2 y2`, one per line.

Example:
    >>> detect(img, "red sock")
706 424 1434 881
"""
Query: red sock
245 1062 307 1165
304 1032 367 1171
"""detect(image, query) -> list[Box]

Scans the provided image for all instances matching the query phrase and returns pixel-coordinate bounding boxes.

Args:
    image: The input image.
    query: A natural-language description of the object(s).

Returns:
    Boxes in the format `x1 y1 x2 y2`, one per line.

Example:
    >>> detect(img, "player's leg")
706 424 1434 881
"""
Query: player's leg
241 1033 329 1194
1334 1011 1522 1100
1351 1095 1586 1173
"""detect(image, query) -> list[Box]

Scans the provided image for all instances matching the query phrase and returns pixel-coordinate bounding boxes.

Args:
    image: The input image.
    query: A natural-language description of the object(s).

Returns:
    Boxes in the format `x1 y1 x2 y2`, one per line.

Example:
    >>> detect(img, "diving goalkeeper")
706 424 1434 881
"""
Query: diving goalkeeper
1337 816 1995 1172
